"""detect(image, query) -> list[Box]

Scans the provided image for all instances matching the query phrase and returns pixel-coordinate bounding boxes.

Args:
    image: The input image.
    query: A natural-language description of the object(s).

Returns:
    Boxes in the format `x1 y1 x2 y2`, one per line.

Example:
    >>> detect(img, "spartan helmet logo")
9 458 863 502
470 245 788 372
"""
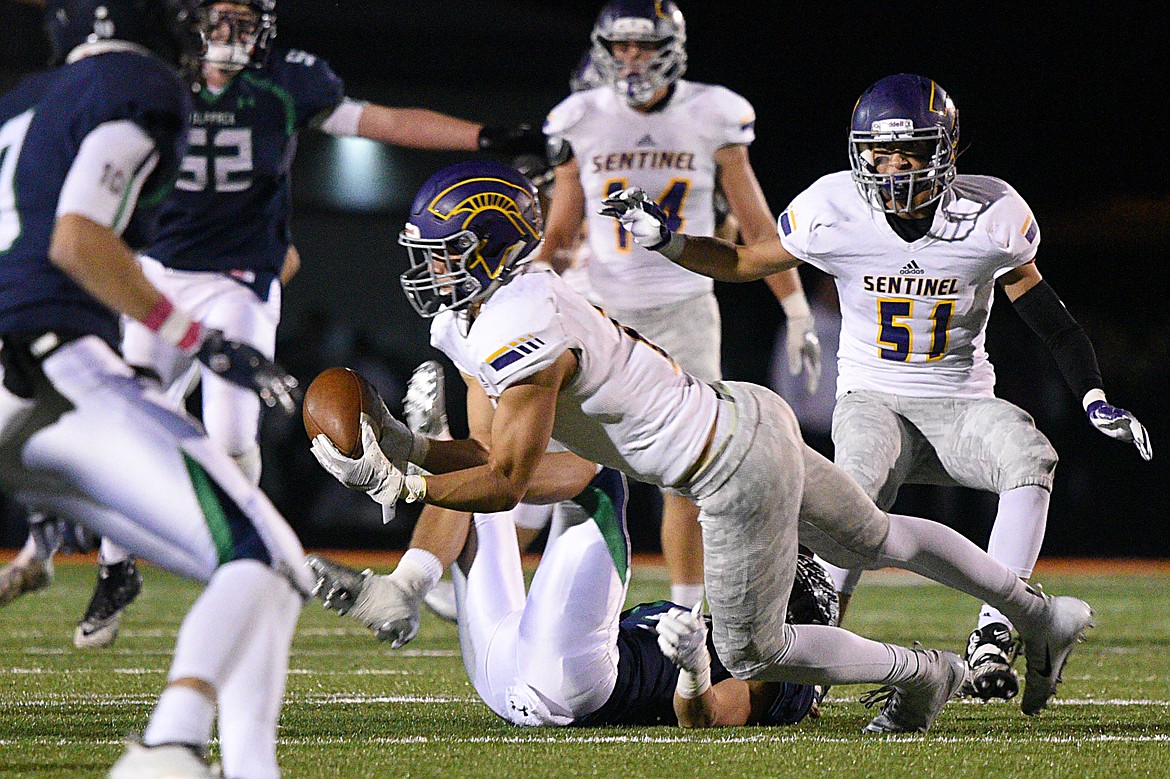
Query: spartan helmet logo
399 162 543 319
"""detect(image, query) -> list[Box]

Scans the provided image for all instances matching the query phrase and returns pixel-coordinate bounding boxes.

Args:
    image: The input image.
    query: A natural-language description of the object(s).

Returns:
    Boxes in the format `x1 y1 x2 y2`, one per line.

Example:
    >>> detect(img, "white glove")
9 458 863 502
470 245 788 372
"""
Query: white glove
599 187 683 258
786 315 822 396
311 419 427 506
655 602 712 698
780 293 823 396
1084 391 1152 461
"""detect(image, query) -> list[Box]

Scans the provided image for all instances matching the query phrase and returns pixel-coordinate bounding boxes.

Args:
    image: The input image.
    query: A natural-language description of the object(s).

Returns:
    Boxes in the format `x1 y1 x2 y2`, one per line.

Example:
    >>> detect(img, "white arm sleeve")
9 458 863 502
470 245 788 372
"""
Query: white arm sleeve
56 119 159 236
316 97 368 137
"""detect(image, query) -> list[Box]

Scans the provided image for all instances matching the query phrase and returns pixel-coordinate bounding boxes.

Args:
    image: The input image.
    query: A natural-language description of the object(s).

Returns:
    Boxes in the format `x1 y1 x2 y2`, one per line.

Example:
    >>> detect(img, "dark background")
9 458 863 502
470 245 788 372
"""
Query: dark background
2 1 1167 557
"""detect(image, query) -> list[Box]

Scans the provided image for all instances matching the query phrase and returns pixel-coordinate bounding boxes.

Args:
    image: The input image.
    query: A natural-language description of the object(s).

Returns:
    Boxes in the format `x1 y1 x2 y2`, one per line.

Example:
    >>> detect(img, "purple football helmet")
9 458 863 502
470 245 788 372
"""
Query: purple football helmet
197 0 275 70
46 0 200 65
590 0 686 106
848 74 959 215
399 161 543 318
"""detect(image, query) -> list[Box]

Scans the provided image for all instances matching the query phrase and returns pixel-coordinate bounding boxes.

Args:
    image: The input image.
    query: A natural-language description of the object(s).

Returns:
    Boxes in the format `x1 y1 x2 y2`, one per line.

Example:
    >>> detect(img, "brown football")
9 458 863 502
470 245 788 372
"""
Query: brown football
302 367 384 458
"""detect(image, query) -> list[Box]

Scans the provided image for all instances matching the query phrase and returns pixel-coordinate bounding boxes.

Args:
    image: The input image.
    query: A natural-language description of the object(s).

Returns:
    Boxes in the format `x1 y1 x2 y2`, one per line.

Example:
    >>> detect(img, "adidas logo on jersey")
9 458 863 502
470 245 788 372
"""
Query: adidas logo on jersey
635 134 657 147
899 260 926 275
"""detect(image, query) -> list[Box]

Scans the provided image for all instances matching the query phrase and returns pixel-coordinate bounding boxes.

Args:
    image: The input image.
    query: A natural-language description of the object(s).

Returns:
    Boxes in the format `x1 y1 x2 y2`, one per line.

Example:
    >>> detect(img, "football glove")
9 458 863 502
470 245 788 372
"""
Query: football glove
305 555 425 648
1086 397 1152 460
785 314 822 396
655 602 712 698
599 187 679 255
195 328 299 414
310 419 427 506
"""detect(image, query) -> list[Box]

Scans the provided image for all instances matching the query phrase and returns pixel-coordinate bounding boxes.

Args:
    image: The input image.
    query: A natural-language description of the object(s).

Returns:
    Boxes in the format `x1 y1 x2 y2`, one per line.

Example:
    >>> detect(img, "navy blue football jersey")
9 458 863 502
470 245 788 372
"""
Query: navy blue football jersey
574 600 818 727
147 49 344 291
573 601 734 727
0 50 188 346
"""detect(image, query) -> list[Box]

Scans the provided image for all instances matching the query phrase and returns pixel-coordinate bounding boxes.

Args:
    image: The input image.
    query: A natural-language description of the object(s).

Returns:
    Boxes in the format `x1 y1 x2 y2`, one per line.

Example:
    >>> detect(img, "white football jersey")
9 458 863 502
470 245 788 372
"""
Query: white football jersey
779 172 1040 399
545 81 756 309
430 268 717 488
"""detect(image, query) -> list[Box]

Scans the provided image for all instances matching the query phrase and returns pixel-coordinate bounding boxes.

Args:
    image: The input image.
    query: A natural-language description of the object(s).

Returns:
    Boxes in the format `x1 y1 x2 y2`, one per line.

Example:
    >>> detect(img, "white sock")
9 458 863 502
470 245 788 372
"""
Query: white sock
98 537 130 567
217 582 300 779
752 622 928 687
144 685 215 748
979 485 1050 630
671 582 705 609
146 560 285 751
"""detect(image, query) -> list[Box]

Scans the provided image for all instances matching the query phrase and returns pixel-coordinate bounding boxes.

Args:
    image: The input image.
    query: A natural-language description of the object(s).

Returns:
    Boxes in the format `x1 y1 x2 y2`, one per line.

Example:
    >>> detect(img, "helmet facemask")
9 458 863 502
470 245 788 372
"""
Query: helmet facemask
199 1 273 71
849 124 957 216
399 226 534 320
590 1 686 107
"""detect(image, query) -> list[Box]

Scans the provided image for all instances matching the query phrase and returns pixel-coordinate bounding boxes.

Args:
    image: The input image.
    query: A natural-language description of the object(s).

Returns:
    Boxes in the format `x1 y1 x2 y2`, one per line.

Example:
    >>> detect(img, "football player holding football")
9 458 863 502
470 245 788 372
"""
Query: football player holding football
309 159 1093 733
539 0 822 611
602 73 1148 702
0 2 309 776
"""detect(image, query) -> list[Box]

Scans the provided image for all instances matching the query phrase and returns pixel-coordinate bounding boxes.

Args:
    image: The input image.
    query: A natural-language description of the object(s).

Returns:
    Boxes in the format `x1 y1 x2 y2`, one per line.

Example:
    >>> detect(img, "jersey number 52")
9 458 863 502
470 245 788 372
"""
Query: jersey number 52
177 127 253 193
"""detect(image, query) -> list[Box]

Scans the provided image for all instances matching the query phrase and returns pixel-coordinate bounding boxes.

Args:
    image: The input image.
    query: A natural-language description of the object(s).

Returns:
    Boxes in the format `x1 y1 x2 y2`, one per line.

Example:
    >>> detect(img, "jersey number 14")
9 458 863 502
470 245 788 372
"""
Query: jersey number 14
604 179 689 251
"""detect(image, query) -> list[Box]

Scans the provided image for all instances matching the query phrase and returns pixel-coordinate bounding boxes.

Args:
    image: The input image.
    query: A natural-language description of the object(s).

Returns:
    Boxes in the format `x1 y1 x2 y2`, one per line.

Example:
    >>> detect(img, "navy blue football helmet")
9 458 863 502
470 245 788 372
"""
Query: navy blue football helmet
590 0 686 106
848 74 959 215
46 0 200 65
399 161 543 319
197 0 275 70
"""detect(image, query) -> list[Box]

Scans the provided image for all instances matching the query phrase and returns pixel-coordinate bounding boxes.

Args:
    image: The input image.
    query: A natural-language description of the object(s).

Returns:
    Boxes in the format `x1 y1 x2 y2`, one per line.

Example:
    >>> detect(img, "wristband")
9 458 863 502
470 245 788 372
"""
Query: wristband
675 663 712 699
143 298 202 352
1082 389 1106 412
401 474 427 504
779 291 812 320
658 232 686 261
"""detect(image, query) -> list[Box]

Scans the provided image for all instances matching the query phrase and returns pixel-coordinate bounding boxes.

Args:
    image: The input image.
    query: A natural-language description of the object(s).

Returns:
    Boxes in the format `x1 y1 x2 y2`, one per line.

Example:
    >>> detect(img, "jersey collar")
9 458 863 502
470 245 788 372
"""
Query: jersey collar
66 40 153 64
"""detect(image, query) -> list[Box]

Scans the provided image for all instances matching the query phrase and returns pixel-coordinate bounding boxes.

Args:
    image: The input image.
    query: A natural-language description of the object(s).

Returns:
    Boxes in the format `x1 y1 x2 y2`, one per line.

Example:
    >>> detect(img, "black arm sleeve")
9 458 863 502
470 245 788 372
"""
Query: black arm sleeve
1010 279 1103 400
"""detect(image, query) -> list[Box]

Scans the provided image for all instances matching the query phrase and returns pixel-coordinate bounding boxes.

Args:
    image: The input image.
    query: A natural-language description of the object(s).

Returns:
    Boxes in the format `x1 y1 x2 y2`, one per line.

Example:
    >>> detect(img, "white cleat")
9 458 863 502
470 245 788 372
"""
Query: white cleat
0 558 53 607
862 649 967 734
1019 594 1094 716
107 738 214 779
404 360 449 438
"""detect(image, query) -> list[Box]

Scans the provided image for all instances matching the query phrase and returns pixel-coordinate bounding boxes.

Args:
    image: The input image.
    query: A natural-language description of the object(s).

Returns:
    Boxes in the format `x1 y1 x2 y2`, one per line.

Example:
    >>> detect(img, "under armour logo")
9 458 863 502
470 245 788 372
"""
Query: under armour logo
635 133 657 147
510 701 530 716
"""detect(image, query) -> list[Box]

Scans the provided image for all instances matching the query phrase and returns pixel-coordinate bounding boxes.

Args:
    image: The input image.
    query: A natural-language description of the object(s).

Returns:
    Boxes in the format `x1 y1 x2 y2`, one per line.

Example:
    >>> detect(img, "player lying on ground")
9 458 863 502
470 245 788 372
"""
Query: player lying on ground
309 470 839 728
307 160 1093 734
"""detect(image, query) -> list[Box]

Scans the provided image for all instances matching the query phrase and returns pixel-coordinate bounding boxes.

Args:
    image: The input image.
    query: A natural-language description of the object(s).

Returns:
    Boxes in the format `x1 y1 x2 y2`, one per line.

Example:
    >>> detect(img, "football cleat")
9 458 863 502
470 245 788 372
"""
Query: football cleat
0 558 53 607
74 560 143 649
107 737 214 779
404 360 450 439
1018 594 1094 716
960 622 1019 700
861 649 967 734
422 579 458 623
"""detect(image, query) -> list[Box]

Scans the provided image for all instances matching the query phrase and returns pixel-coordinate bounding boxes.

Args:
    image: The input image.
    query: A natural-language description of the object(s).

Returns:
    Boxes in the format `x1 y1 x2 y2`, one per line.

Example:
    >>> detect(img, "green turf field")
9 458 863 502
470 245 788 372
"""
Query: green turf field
1 560 1168 778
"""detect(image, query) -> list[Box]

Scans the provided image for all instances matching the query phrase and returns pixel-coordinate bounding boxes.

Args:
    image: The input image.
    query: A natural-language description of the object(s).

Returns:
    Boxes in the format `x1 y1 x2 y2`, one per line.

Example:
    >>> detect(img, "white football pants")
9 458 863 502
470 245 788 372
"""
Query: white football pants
454 510 626 726
122 256 280 484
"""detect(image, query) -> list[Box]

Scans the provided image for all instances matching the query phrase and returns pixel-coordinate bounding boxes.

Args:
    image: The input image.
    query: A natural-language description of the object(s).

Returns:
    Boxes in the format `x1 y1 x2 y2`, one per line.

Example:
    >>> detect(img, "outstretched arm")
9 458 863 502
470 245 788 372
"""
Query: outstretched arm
315 99 545 156
600 187 801 282
1002 262 1151 460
